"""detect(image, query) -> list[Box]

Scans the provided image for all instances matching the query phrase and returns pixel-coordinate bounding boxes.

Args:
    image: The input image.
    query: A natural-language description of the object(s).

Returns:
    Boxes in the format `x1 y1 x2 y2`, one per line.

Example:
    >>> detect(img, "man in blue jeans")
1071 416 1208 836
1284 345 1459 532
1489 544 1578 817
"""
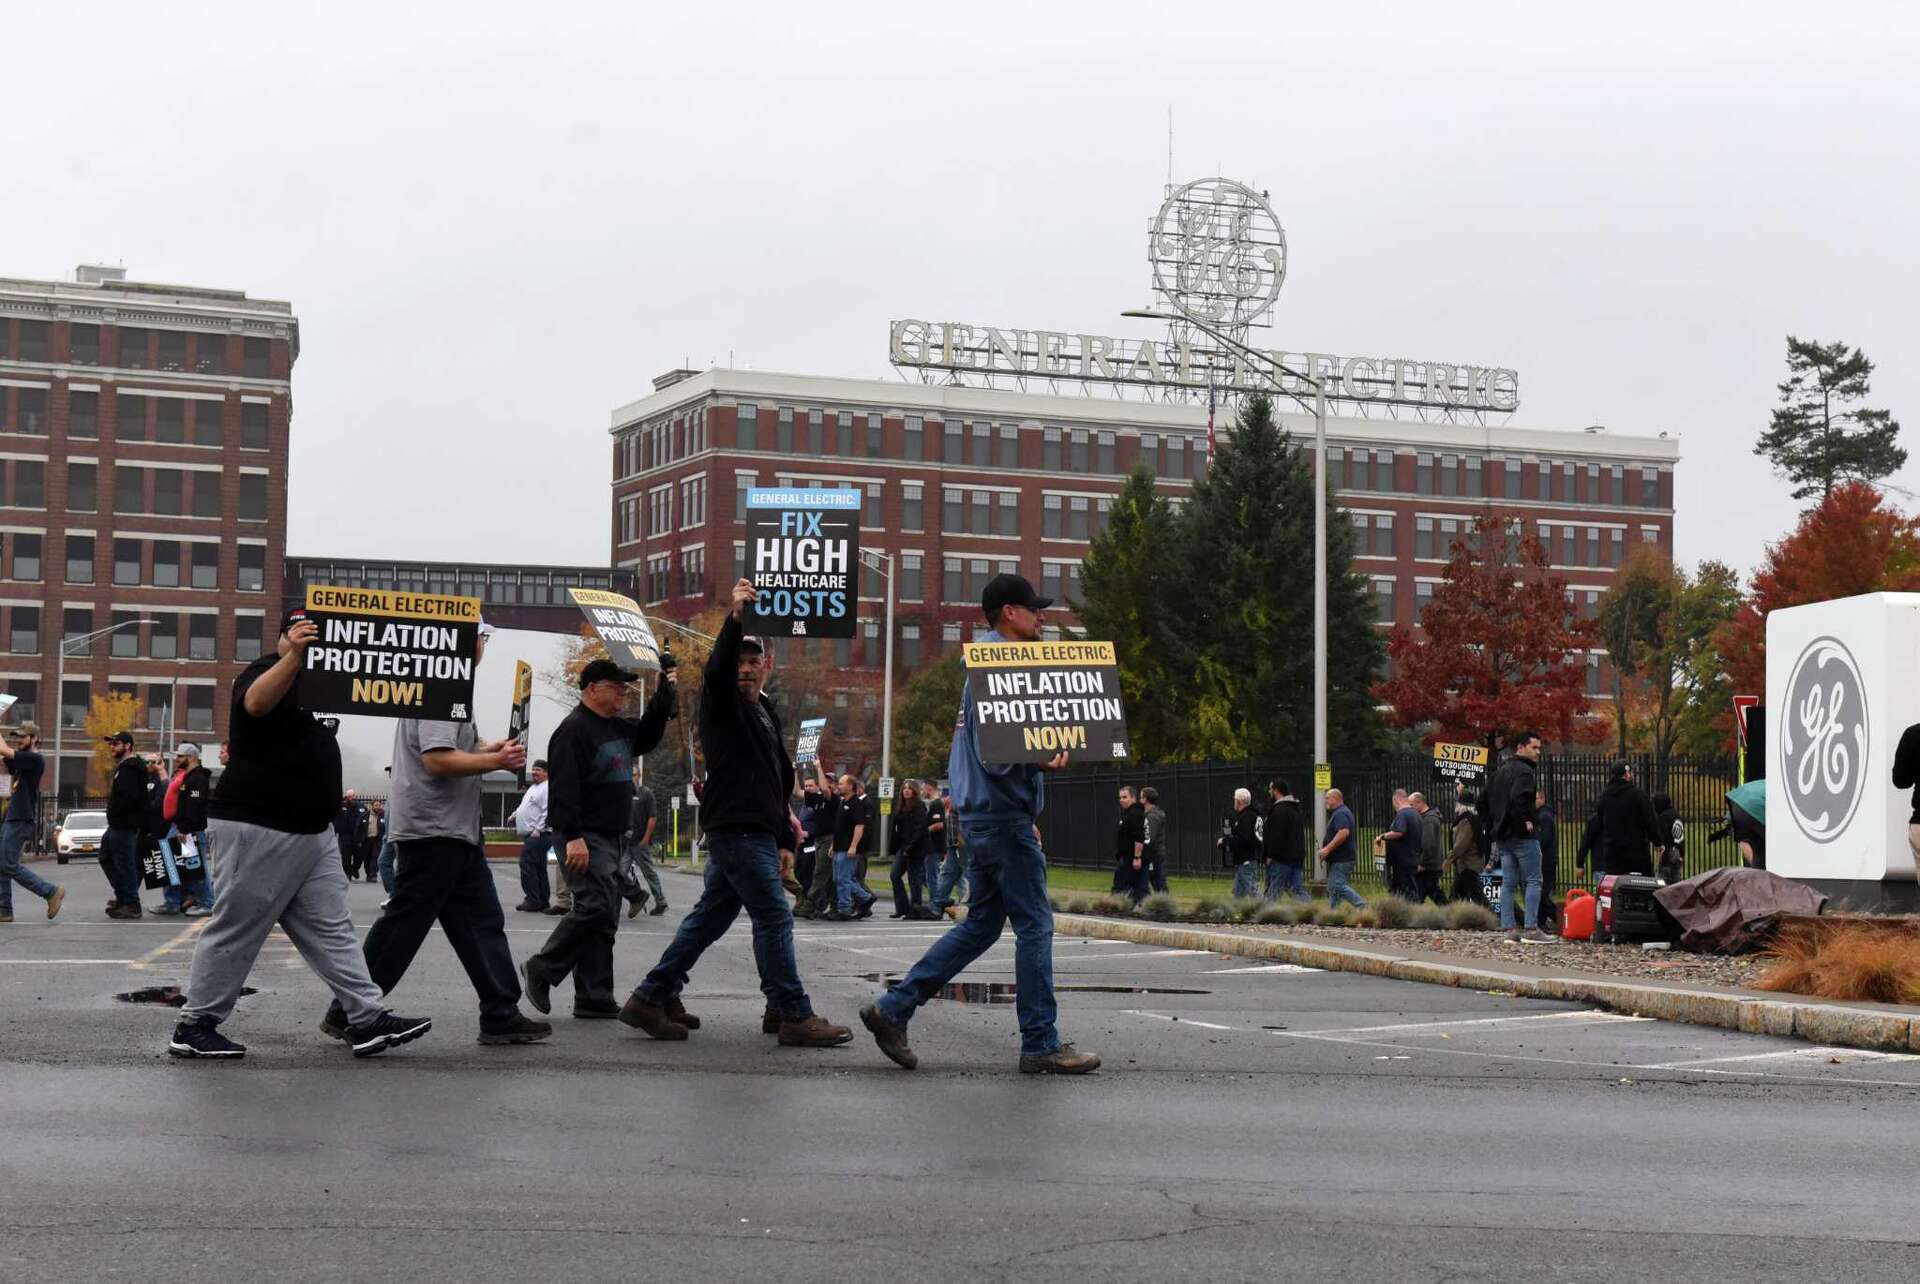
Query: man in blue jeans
100 731 148 918
508 762 554 912
1317 787 1367 909
860 573 1100 1075
1487 731 1555 945
0 723 65 923
620 579 850 1048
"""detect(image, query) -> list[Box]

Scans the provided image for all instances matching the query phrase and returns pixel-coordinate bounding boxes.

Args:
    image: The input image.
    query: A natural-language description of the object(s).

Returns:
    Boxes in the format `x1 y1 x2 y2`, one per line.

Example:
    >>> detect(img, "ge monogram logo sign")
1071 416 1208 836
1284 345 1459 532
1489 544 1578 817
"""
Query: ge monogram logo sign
1779 636 1870 844
1149 177 1287 336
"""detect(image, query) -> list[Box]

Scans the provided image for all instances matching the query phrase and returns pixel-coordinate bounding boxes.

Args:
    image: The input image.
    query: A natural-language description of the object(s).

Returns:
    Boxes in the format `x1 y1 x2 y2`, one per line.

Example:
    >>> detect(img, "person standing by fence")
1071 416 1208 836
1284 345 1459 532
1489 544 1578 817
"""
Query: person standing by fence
1318 788 1367 909
1262 780 1308 901
1141 787 1169 894
1448 794 1488 907
1112 785 1149 904
1380 788 1422 901
1412 792 1446 906
1487 733 1554 945
1224 789 1261 899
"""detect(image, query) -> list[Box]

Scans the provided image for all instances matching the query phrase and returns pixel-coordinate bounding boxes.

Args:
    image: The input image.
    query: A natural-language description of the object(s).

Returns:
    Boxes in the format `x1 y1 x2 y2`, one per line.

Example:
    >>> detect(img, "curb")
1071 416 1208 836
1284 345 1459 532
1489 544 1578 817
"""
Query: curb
1053 914 1920 1055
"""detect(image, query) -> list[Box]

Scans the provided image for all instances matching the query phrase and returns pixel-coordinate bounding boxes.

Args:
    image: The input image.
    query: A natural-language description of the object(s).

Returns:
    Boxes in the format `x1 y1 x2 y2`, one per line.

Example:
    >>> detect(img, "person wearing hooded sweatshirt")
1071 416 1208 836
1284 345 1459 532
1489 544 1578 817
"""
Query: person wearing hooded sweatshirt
1262 780 1308 901
1577 762 1660 879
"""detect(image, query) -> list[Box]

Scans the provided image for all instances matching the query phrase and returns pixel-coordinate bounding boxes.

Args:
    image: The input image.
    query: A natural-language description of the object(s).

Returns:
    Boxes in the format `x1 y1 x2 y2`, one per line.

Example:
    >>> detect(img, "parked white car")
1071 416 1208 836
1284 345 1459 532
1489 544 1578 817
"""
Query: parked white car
54 810 109 865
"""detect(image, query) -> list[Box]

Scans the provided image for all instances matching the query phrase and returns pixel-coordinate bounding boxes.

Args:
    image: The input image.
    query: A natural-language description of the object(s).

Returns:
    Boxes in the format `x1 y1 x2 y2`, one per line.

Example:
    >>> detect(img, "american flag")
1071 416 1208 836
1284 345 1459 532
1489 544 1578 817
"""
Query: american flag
1206 379 1218 460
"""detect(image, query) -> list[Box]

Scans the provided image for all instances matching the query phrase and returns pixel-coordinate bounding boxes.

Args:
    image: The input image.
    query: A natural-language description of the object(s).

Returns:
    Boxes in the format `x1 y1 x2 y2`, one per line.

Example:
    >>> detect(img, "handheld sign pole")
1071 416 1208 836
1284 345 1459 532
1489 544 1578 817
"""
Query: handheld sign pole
506 660 534 785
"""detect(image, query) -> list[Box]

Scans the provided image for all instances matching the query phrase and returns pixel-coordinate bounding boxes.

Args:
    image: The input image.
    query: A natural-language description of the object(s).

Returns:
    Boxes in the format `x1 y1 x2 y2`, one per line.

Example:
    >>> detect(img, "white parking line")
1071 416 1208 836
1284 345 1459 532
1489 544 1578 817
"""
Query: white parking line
1639 1046 1920 1071
1204 963 1323 974
1122 1010 1237 1031
1300 1011 1651 1038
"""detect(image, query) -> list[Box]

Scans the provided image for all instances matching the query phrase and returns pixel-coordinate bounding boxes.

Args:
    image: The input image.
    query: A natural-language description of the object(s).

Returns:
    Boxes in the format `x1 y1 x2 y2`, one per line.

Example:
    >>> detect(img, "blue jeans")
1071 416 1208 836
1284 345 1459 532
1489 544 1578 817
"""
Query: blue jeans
636 830 812 1020
101 826 142 906
1265 862 1308 901
832 850 874 915
377 841 398 895
931 850 967 909
876 817 1060 1057
1497 838 1544 931
518 832 552 907
1327 859 1367 908
1 818 58 914
1231 861 1260 899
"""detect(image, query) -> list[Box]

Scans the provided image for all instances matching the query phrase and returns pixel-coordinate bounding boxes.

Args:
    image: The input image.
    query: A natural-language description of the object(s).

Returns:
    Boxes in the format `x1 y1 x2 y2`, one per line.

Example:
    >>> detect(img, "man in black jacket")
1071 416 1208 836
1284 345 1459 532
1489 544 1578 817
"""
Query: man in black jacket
795 763 838 919
1577 763 1660 880
1224 789 1261 899
101 731 147 918
1112 786 1148 904
170 744 216 917
1485 731 1553 944
521 655 677 1018
1263 781 1308 901
333 791 369 880
621 579 851 1047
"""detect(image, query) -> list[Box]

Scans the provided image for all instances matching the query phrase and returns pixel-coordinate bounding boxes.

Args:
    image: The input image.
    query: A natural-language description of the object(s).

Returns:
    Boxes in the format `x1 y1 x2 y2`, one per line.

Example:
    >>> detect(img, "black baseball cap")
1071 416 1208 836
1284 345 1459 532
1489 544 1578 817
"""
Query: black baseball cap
739 634 767 655
981 573 1052 620
279 606 311 635
104 730 135 746
579 658 639 689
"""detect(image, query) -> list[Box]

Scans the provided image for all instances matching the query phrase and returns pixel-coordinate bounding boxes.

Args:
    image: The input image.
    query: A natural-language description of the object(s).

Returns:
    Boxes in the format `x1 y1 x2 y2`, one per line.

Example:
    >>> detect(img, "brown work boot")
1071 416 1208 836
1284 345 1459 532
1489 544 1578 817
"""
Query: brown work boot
665 998 701 1030
777 1014 853 1048
859 1003 917 1070
1019 1043 1101 1075
617 995 688 1041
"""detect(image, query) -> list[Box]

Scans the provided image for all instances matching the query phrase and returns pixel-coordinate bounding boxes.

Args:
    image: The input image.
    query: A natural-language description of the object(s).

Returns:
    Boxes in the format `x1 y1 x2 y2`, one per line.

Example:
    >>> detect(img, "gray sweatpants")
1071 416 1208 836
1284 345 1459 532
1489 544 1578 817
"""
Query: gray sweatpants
181 820 385 1028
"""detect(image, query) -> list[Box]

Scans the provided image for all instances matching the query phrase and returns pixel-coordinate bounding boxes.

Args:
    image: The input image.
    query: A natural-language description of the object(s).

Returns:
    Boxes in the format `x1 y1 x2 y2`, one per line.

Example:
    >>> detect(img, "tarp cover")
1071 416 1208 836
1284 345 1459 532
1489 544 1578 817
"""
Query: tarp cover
1654 867 1826 954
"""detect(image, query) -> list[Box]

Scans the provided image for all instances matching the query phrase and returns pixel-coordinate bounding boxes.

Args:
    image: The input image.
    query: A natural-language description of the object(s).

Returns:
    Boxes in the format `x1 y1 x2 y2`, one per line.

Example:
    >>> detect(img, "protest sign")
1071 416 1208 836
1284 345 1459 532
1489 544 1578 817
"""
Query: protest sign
507 660 534 747
745 488 860 638
794 717 826 766
299 585 480 721
567 587 662 673
1432 741 1489 787
962 640 1131 764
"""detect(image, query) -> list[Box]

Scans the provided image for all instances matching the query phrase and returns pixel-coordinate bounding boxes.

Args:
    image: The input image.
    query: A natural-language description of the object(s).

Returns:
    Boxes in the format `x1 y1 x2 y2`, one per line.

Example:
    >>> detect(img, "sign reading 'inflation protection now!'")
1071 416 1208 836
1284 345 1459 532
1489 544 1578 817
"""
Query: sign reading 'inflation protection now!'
300 585 481 721
745 488 860 638
962 640 1131 764
567 587 662 673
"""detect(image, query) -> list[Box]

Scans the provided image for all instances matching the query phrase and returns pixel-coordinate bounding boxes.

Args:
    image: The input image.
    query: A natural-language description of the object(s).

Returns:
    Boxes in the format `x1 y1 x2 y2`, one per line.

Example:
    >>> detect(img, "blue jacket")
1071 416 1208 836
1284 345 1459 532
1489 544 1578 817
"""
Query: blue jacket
948 629 1046 822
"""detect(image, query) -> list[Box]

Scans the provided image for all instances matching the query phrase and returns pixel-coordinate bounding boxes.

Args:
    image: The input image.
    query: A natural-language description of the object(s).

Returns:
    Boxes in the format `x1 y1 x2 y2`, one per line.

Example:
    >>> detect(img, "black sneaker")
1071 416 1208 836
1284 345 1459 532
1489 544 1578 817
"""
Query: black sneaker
479 1014 553 1045
169 1022 246 1059
347 1011 432 1058
320 1002 348 1041
573 1000 621 1020
855 902 875 920
522 959 552 1015
647 902 668 916
626 889 650 919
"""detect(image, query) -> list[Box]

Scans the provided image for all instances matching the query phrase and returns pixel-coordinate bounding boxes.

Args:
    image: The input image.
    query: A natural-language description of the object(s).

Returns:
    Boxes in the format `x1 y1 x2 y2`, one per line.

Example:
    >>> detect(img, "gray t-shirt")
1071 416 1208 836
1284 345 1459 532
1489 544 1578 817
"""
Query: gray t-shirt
386 718 482 845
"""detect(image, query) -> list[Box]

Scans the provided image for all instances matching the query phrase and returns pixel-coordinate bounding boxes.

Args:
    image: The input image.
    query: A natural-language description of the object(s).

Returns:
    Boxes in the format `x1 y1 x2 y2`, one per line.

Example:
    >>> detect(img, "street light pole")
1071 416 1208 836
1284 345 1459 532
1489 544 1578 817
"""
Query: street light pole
49 617 158 815
858 550 896 871
1121 309 1330 878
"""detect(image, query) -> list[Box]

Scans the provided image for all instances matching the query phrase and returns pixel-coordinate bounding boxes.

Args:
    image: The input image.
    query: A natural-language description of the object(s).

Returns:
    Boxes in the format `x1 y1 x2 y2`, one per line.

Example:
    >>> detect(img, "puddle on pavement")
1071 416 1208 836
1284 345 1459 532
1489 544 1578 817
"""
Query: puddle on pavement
850 973 1208 1003
115 986 256 1006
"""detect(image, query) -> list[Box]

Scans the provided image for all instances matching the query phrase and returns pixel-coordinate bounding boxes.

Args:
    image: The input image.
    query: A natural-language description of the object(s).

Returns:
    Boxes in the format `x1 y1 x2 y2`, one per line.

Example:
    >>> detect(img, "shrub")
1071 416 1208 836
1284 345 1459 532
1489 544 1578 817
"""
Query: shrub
1136 891 1180 922
1063 896 1094 915
1048 892 1067 912
1372 895 1417 929
1191 894 1231 922
1231 896 1265 923
1757 925 1920 1004
1254 901 1302 926
1410 904 1450 930
1089 894 1134 917
1319 904 1357 929
1445 901 1500 932
1351 907 1381 928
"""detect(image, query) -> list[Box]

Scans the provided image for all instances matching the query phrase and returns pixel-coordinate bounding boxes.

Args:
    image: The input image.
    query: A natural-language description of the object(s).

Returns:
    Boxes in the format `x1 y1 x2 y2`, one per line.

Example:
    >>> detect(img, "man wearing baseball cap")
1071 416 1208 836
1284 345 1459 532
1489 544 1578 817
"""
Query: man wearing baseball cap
620 578 850 1047
100 730 147 918
860 573 1099 1074
0 721 64 923
521 651 678 1019
168 606 430 1059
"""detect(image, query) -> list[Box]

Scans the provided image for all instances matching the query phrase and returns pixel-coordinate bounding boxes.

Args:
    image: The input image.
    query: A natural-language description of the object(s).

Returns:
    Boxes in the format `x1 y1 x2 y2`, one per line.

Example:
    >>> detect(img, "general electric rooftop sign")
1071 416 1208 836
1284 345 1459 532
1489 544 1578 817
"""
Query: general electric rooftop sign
890 177 1518 416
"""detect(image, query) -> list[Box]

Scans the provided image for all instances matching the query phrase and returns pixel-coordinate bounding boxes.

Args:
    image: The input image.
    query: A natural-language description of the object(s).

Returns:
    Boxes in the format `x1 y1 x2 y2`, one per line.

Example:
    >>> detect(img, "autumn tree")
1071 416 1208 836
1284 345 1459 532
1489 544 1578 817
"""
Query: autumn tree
1753 337 1905 500
1716 482 1920 698
84 692 141 795
1375 514 1602 746
890 650 965 782
1597 551 1741 771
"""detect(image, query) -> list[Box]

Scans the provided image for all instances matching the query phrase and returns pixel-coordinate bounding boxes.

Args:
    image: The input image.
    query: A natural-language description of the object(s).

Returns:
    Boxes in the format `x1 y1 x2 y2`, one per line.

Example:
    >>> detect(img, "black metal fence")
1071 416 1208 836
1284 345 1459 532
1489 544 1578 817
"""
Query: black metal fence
1037 752 1744 892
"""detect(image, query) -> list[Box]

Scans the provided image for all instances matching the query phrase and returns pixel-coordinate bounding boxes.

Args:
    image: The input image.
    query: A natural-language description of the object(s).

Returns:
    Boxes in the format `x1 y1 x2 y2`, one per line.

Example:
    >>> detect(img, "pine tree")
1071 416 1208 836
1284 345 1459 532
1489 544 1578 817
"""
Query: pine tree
1754 336 1905 500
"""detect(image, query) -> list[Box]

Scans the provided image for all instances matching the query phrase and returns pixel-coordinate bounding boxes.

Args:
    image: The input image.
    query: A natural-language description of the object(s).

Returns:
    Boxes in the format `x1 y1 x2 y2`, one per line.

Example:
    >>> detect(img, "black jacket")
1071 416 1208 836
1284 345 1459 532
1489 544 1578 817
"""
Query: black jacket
333 801 367 849
697 613 792 839
1224 804 1261 862
1262 797 1306 865
1577 778 1660 876
547 683 676 842
1485 754 1539 842
174 765 212 836
142 776 169 842
1893 723 1920 824
802 790 837 842
1114 801 1146 864
106 757 147 830
894 800 930 860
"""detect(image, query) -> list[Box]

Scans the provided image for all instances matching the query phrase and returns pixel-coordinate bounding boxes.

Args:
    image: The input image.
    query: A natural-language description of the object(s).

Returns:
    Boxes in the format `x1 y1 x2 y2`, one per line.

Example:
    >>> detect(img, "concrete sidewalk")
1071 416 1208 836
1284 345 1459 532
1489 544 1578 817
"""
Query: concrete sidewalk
1055 913 1920 1054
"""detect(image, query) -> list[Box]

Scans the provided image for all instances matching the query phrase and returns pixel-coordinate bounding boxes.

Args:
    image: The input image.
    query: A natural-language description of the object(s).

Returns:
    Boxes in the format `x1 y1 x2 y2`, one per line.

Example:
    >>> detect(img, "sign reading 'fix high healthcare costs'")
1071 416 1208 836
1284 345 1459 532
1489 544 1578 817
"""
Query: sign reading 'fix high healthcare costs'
567 587 662 673
745 488 861 638
962 640 1131 764
794 717 827 766
299 585 481 721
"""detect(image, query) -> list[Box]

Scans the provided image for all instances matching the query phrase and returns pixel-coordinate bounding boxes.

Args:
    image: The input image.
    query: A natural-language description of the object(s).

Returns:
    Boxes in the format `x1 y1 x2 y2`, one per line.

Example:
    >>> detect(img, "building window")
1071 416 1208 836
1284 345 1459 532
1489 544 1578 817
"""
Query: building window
189 614 216 660
1416 453 1434 495
1438 453 1458 497
1587 654 1603 697
735 404 758 450
1043 426 1062 471
237 544 265 591
648 485 672 537
968 422 991 468
153 468 183 516
238 473 267 521
943 556 963 603
1068 496 1089 540
863 480 882 527
186 685 214 732
679 546 705 598
66 390 99 440
1466 455 1483 497
900 553 922 601
235 614 266 662
944 421 965 465
832 411 853 455
902 482 923 531
1374 449 1394 491
240 402 269 450
1415 516 1435 559
110 538 139 586
943 487 963 533
1372 578 1394 624
1373 514 1395 559
1586 464 1601 503
112 392 146 441
151 540 181 587
734 472 754 519
154 398 186 443
866 413 883 456
1139 433 1159 476
1415 580 1435 616
1166 434 1187 480
106 610 138 658
111 464 142 515
64 534 93 584
1500 456 1519 497
11 533 41 581
646 555 670 603
1610 528 1625 566
1043 493 1062 538
13 460 44 508
2 677 34 724
191 542 218 589
9 606 39 654
904 415 923 461
157 331 187 372
1096 431 1115 473
70 324 100 366
776 406 794 454
241 337 270 378
1642 526 1661 544
996 491 1018 537
145 684 174 730
119 327 150 369
194 400 224 447
997 423 1019 469
860 557 882 600
970 489 990 535
59 678 88 728
900 623 921 668
942 621 961 647
805 408 824 455
1042 561 1064 602
1585 527 1601 568
1560 526 1576 567
195 333 225 375
1070 429 1090 472
969 559 991 604
11 387 47 434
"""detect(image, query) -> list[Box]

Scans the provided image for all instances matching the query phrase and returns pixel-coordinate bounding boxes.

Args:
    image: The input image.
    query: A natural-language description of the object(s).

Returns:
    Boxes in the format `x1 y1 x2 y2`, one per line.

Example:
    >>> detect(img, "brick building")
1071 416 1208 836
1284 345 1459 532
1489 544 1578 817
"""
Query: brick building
0 265 296 804
609 366 1679 706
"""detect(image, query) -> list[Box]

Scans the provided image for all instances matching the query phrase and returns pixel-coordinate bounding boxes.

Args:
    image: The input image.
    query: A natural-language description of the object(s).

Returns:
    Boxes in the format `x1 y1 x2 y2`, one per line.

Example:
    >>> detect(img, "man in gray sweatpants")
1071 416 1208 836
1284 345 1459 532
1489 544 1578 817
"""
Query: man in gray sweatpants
169 605 431 1060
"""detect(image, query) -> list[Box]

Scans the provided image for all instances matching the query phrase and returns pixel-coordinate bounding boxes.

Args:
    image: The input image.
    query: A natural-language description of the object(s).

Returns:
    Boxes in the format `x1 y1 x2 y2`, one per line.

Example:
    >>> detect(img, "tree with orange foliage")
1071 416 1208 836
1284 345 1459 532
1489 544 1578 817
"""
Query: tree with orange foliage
1716 482 1920 699
1374 514 1603 747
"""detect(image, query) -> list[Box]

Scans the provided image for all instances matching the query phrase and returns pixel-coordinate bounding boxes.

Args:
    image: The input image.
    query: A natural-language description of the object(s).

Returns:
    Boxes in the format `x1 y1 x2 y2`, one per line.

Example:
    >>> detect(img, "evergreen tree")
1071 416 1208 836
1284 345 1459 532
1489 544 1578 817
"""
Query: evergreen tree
1754 336 1904 500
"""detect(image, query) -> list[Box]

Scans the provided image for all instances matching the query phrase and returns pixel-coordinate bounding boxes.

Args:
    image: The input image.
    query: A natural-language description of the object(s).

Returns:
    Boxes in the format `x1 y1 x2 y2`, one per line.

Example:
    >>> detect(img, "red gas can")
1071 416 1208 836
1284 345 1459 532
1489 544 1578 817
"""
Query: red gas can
1561 888 1597 941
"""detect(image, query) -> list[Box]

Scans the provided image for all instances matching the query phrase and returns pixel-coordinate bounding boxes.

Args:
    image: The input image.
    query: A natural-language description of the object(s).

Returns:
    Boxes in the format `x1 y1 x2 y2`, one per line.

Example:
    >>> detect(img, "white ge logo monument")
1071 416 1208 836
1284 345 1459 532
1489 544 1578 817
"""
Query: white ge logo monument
1779 636 1870 843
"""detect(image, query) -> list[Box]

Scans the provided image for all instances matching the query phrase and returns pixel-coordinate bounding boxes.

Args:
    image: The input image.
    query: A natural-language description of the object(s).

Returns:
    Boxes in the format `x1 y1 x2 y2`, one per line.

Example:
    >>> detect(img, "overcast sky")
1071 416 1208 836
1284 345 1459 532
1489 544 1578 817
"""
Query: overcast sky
6 1 1916 581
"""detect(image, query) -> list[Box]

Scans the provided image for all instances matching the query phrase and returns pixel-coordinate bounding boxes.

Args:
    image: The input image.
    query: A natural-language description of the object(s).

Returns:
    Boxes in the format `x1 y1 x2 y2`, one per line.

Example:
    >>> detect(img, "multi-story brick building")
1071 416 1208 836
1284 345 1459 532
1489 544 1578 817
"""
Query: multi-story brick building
0 265 296 804
609 365 1679 707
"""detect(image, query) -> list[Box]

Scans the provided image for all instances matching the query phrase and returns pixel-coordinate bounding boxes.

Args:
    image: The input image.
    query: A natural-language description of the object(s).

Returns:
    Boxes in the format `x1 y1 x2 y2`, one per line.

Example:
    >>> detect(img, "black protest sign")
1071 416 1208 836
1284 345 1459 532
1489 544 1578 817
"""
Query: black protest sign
745 487 860 638
962 640 1131 764
507 660 533 744
567 588 661 673
795 717 826 766
299 585 481 721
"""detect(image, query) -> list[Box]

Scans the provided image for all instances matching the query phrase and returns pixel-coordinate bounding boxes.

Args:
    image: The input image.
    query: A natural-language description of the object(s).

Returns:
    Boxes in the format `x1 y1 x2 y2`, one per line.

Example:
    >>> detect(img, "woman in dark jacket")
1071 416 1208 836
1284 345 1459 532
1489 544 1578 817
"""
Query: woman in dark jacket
888 782 932 920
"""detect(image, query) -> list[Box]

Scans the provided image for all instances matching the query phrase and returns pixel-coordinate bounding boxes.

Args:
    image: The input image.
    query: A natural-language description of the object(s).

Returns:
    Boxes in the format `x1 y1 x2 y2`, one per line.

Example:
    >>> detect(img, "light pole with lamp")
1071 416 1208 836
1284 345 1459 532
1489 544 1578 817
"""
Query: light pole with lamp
855 548 896 871
50 617 158 817
1121 307 1331 881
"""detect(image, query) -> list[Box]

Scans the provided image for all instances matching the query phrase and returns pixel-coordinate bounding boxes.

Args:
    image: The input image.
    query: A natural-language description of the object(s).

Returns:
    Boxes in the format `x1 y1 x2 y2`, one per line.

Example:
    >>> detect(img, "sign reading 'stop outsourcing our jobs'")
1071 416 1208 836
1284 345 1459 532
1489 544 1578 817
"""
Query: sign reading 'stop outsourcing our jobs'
745 488 861 638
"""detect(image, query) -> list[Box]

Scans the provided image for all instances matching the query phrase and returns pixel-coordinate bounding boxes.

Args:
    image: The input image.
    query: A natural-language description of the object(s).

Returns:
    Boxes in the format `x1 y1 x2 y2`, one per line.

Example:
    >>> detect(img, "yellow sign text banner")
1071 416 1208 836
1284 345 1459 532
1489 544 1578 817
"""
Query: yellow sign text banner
306 585 481 623
570 587 646 614
1432 742 1490 767
963 640 1118 668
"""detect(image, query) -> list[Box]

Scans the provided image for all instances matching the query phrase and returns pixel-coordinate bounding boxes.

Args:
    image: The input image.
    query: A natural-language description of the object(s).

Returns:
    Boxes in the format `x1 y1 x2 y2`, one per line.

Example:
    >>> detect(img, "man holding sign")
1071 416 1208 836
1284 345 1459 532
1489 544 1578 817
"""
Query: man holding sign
860 574 1101 1075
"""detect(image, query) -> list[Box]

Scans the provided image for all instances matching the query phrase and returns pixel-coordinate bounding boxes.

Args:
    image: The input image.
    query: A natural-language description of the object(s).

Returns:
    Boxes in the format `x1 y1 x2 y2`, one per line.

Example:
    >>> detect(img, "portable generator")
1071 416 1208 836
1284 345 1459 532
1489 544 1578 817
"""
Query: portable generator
1598 874 1667 943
